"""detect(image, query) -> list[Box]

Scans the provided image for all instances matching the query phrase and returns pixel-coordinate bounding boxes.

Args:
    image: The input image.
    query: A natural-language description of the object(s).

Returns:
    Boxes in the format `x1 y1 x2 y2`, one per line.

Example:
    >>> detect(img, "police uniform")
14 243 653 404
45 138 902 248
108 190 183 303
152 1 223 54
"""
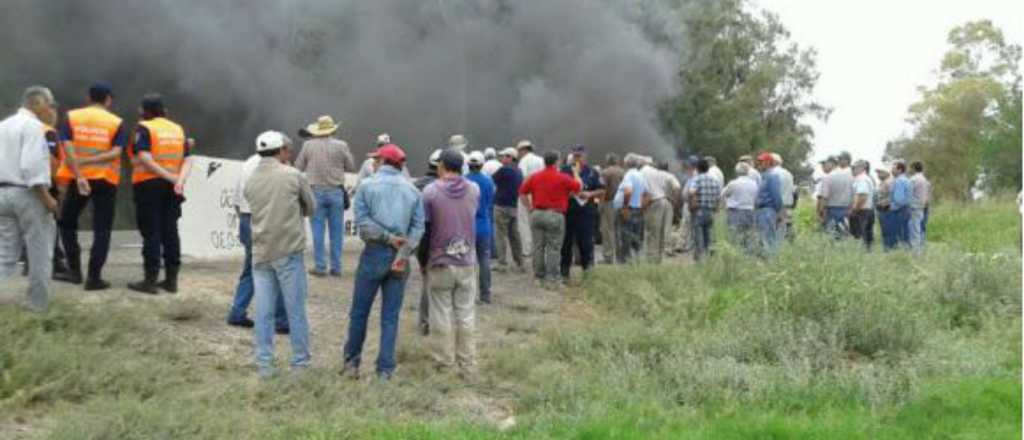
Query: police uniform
56 105 126 288
559 163 604 278
128 116 188 293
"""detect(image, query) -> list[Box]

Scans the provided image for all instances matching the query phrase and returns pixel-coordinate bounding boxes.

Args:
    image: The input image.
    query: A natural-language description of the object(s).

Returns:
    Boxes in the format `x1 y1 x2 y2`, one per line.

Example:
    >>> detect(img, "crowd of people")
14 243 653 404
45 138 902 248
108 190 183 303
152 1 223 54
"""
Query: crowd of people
1 83 933 380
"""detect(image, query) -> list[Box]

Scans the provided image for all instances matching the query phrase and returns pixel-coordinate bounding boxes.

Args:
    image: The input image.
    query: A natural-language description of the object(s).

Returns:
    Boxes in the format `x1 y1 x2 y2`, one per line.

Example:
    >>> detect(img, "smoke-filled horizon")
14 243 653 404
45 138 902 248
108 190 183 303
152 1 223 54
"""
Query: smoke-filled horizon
0 0 686 170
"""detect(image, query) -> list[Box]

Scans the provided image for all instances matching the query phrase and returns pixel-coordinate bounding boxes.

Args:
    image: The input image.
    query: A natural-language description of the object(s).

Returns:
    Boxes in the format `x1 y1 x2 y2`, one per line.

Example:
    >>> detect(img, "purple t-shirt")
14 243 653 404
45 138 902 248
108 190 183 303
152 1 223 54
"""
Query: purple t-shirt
422 176 480 268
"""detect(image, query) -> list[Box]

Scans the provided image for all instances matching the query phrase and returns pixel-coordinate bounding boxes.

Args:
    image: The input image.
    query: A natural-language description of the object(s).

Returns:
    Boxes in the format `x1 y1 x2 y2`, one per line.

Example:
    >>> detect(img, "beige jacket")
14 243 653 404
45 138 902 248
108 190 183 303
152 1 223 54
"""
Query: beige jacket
245 157 315 264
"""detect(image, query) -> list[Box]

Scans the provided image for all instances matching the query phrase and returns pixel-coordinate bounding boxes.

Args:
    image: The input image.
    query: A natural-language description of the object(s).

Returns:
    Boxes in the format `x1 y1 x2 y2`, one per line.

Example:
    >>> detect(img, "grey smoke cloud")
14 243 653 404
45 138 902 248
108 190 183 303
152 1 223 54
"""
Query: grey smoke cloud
0 0 684 169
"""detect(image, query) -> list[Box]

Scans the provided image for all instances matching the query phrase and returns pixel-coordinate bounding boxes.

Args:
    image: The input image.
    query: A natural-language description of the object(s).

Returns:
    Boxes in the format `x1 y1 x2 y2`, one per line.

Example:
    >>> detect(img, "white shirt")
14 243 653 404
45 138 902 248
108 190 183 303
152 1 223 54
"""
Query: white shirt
640 165 676 201
777 166 794 207
518 152 544 179
0 108 50 188
708 165 725 187
748 167 761 185
482 159 501 176
721 175 758 210
233 154 261 214
853 173 875 210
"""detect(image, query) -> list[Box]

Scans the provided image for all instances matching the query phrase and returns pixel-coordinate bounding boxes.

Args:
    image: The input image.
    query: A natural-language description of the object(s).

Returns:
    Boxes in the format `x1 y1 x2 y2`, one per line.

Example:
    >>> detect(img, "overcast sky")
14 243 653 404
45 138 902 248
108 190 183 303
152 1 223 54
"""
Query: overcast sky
757 0 1023 167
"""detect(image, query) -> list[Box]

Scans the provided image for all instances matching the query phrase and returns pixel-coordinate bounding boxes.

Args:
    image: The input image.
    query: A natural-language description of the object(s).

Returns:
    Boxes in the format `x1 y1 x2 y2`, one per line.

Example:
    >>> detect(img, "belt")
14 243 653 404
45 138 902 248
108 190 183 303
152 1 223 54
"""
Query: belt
0 182 27 188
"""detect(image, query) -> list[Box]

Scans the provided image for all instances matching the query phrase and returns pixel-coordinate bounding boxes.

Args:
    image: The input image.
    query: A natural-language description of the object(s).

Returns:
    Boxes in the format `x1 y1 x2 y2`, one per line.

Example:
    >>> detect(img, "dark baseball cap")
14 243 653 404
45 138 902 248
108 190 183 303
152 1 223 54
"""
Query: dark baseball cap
140 93 164 113
440 149 464 172
571 145 587 154
88 81 114 102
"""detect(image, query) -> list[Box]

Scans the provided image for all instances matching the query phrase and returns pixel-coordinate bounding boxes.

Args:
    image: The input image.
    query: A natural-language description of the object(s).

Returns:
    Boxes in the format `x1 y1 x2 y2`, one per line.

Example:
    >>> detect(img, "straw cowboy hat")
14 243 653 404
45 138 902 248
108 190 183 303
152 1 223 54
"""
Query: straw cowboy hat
306 115 340 137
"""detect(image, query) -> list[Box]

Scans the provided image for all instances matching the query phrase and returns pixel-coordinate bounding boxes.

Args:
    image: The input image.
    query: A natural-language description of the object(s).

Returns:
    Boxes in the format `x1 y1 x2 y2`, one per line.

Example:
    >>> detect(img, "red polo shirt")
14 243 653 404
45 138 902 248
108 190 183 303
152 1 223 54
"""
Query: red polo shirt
519 166 582 213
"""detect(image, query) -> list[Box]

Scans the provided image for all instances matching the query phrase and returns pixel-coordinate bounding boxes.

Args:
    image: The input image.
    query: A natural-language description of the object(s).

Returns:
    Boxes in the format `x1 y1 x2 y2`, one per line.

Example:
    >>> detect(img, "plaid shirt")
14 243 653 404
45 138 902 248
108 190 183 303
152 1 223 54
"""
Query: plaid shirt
690 173 722 210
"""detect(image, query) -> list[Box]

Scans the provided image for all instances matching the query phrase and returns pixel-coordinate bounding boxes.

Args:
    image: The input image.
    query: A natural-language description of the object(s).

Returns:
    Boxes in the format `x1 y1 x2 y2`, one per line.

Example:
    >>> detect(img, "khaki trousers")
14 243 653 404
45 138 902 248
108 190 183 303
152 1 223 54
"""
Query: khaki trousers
517 201 533 256
599 203 618 263
643 198 671 264
427 265 478 373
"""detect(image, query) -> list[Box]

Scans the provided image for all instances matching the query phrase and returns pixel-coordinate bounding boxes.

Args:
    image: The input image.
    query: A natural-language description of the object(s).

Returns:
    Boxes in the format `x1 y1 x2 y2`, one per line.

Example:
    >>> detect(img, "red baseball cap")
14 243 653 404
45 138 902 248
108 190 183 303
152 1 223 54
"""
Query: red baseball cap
376 144 406 163
757 152 774 163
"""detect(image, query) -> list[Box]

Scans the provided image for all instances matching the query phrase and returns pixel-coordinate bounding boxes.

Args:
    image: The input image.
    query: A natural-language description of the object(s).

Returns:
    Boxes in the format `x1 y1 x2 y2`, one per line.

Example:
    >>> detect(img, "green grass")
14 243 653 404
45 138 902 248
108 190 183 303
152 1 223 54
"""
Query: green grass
1 198 1020 439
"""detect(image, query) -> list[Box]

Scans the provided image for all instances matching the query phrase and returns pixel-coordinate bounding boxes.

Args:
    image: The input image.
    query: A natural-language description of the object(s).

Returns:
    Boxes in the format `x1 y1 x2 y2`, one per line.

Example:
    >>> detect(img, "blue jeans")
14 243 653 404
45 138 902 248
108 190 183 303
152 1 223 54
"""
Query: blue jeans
756 207 779 257
824 206 849 239
727 208 756 254
310 187 345 273
253 252 311 376
909 208 926 252
878 209 895 250
691 208 714 261
893 206 911 248
343 243 408 376
476 233 492 302
227 214 287 328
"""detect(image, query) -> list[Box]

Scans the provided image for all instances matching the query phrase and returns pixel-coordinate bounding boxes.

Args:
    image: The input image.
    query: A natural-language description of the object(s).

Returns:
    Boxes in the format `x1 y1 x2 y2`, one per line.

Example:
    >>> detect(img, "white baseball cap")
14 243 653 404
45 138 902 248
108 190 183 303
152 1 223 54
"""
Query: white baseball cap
376 133 391 146
449 134 468 150
468 151 486 166
516 139 533 150
428 149 443 166
484 147 497 159
499 147 517 157
255 130 288 152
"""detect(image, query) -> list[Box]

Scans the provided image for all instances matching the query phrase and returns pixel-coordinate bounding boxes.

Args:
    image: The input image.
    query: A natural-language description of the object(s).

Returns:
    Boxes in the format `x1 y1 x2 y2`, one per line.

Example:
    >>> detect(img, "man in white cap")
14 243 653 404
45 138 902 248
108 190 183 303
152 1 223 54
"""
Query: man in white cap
466 151 496 303
293 115 355 277
482 148 501 176
516 140 544 256
354 133 409 192
245 130 315 378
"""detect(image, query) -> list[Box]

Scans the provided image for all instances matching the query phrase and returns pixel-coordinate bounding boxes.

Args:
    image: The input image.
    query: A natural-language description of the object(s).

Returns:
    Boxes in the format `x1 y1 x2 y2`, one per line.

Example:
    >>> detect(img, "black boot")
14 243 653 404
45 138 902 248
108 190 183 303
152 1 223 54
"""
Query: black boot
54 254 83 285
127 269 159 294
158 265 179 294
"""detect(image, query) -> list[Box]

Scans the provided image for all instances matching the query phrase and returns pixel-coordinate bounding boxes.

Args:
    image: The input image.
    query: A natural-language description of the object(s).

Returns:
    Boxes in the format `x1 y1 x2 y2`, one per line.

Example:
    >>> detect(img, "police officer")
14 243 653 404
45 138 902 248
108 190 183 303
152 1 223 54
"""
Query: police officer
559 145 604 282
127 94 192 294
54 82 127 290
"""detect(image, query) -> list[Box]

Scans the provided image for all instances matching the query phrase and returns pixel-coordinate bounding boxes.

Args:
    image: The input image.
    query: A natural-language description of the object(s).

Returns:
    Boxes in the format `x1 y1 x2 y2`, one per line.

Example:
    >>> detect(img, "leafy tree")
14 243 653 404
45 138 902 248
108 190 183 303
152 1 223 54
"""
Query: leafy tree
887 20 1021 200
662 0 829 180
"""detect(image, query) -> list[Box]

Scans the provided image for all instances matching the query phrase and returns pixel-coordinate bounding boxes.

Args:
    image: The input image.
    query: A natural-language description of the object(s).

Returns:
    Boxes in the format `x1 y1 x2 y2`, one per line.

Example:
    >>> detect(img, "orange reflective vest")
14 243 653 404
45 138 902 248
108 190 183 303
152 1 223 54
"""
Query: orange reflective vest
42 124 66 184
55 106 124 185
130 117 186 184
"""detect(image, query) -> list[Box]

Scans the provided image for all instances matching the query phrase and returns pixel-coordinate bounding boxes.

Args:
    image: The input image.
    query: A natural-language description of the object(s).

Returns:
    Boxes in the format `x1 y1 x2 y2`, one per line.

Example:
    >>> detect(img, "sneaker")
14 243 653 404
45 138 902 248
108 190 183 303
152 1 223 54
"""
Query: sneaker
329 270 342 277
227 318 255 328
275 327 290 335
83 278 111 291
309 269 327 278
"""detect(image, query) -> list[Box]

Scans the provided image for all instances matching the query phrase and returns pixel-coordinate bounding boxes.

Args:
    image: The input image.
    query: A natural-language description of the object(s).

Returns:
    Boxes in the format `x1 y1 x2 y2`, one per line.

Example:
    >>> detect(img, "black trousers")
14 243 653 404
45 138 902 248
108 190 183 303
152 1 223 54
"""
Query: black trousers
59 179 117 279
133 179 183 272
849 209 875 249
561 205 597 277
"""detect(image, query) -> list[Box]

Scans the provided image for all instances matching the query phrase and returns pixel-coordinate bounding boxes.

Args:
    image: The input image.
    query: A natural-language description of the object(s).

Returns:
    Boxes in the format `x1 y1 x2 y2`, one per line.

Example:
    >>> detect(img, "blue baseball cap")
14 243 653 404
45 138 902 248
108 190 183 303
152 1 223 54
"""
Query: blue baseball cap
88 81 114 102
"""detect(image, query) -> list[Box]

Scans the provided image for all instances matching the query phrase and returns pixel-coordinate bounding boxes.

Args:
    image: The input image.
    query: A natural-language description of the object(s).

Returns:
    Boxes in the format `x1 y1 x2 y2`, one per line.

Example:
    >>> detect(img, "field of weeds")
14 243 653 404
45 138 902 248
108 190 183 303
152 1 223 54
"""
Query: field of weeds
0 198 1020 439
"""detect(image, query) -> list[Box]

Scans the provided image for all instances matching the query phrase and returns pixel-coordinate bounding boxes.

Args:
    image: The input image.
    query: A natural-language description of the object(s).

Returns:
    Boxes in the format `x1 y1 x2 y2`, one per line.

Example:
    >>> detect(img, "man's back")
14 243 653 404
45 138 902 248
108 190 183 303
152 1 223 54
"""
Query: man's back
294 137 355 187
0 109 49 187
423 177 480 267
245 159 314 264
777 166 795 207
492 165 523 208
519 153 544 178
910 173 930 208
354 166 423 244
822 170 853 207
600 165 624 202
466 172 495 234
